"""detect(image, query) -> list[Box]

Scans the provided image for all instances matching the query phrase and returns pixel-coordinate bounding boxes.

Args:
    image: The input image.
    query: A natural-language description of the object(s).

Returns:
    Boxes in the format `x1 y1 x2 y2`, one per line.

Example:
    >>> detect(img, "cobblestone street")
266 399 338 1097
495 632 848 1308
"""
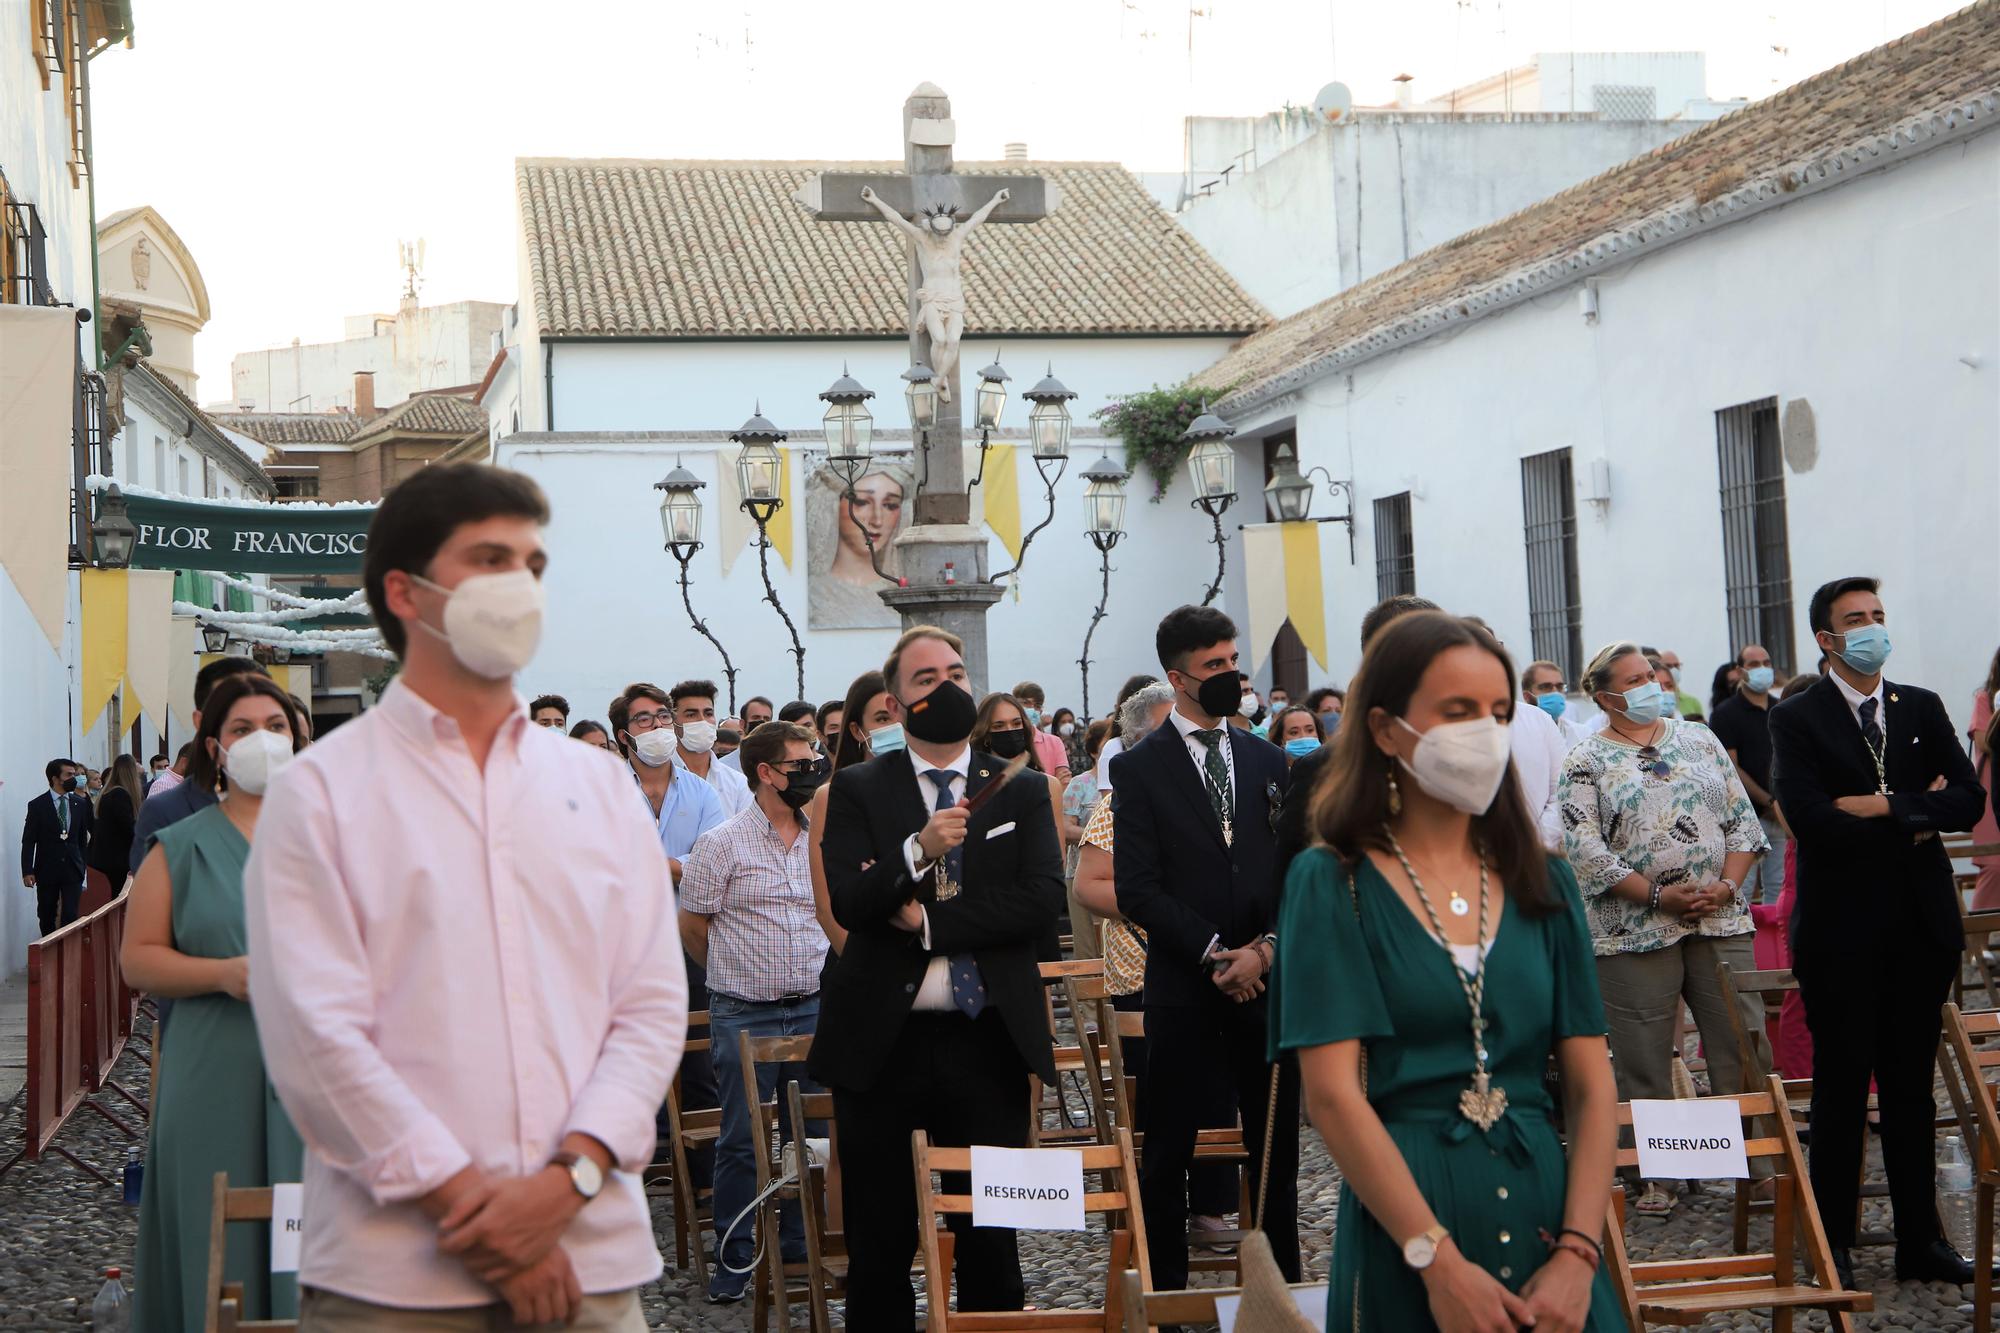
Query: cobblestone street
0 1010 1986 1330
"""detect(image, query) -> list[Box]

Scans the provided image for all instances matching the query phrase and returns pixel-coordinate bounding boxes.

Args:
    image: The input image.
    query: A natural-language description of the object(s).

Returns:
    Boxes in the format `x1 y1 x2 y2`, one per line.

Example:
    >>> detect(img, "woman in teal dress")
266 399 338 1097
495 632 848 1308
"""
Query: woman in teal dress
1272 612 1623 1333
122 674 307 1333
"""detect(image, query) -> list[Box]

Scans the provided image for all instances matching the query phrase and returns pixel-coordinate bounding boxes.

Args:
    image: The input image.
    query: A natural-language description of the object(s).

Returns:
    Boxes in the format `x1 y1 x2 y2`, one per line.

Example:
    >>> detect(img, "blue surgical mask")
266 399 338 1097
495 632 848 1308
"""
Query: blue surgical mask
1831 624 1892 675
1284 737 1320 759
1610 681 1671 725
1744 666 1776 694
1535 692 1567 721
1024 708 1042 728
867 722 906 756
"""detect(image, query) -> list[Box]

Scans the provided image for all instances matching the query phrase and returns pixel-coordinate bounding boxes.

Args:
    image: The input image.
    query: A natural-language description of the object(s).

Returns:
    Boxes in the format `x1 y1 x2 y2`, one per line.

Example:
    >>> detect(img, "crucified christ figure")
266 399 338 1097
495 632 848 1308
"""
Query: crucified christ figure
860 184 1010 402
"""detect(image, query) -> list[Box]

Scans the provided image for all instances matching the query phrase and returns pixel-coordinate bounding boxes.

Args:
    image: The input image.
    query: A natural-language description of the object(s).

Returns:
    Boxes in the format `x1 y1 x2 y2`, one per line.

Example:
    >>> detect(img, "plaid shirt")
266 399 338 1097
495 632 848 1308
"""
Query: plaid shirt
678 801 827 1002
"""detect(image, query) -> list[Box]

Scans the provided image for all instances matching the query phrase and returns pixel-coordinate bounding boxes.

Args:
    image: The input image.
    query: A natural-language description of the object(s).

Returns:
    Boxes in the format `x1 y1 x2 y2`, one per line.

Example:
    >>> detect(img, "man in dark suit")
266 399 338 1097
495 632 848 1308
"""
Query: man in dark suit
808 625 1065 1331
21 757 92 935
1113 604 1300 1292
1772 575 1987 1287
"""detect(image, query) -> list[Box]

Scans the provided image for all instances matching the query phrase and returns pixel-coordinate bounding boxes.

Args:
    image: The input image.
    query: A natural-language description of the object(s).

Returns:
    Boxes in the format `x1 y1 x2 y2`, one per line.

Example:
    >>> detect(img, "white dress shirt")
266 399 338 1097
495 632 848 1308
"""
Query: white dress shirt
1167 707 1235 811
679 748 752 817
1508 701 1570 851
1094 735 1123 791
1829 668 1888 739
900 746 970 1011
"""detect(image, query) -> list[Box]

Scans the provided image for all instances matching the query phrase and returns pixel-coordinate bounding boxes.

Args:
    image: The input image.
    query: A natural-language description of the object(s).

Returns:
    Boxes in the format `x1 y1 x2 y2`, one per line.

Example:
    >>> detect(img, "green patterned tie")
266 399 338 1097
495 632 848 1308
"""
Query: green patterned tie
1193 728 1233 828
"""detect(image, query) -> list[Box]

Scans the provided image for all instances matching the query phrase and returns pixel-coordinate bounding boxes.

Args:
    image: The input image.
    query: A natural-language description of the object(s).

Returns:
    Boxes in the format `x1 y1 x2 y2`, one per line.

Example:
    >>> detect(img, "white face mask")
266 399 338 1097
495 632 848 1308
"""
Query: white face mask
221 728 294 796
679 720 718 754
1239 692 1260 717
1395 715 1512 815
410 569 544 680
630 729 678 768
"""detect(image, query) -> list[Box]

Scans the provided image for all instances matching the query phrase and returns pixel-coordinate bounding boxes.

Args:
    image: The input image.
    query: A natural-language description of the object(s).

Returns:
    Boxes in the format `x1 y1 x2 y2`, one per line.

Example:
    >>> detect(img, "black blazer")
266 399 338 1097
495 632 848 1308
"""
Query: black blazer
86 786 136 877
808 747 1065 1092
20 790 91 888
1770 674 1986 967
1111 721 1290 1007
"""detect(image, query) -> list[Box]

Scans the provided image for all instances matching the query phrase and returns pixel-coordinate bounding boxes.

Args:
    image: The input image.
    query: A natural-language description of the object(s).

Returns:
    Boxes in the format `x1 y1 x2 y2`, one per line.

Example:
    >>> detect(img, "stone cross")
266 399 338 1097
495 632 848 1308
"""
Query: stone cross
792 82 1062 690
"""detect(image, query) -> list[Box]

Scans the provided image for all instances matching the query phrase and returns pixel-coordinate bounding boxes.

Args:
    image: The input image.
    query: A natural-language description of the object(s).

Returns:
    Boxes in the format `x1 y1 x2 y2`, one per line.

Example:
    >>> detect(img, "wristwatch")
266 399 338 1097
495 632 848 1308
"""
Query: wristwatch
1717 877 1738 900
551 1150 604 1201
1402 1224 1450 1270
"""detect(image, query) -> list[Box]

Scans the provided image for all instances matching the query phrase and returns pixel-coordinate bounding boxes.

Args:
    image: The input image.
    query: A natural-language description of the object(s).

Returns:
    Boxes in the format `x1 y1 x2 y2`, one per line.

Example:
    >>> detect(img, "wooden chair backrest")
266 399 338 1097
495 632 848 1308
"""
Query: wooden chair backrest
739 1032 814 1181
915 1128 1147 1331
1714 963 1794 1095
204 1173 295 1333
1942 1003 2000 1172
787 1078 844 1238
1063 974 1118 1143
1039 958 1107 982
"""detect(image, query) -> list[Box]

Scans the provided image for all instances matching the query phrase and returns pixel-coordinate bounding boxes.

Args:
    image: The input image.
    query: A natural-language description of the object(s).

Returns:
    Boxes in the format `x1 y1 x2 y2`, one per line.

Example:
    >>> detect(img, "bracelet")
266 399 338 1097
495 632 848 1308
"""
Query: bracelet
1647 882 1662 911
1539 1227 1603 1272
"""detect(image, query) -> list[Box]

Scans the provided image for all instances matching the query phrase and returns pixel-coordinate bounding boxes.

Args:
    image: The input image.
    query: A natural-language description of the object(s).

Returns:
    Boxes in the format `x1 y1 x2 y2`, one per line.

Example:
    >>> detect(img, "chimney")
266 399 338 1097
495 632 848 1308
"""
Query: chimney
353 371 378 419
1004 142 1028 162
1392 73 1416 110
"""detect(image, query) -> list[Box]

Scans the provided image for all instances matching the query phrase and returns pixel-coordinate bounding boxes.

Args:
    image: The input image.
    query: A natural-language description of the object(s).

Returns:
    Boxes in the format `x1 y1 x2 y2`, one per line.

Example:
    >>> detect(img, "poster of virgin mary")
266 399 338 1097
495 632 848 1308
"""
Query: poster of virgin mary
806 457 915 629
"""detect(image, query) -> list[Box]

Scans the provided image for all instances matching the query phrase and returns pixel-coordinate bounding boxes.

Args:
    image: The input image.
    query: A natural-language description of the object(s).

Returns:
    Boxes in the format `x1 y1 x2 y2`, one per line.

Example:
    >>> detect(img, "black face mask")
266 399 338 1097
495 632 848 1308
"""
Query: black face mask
1179 667 1243 721
985 729 1030 760
900 678 978 745
771 756 830 810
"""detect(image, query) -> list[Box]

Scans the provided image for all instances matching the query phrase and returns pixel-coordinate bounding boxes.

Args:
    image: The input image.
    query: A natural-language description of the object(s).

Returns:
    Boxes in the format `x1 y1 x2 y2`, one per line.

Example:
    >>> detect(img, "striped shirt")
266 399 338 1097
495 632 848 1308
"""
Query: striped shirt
679 801 827 1002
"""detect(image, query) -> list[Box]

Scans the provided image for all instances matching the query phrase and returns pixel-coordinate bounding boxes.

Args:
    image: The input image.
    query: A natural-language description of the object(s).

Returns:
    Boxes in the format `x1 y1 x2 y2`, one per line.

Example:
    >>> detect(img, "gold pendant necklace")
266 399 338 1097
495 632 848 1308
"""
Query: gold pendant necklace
1388 828 1507 1132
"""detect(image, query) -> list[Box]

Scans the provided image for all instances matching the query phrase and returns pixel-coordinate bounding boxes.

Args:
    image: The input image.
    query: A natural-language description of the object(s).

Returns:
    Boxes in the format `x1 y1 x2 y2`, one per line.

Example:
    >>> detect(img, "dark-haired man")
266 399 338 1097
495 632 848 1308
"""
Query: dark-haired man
669 680 749 817
1113 604 1299 1293
247 461 684 1329
677 720 829 1303
809 626 1064 1330
21 758 91 934
1771 576 1986 1288
130 655 268 874
530 695 569 730
719 698 776 771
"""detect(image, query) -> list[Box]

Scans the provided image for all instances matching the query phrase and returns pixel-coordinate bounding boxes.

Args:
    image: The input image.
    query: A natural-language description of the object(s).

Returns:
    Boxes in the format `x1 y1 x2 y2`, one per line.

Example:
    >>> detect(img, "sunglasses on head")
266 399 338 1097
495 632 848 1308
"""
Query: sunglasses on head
1637 746 1671 779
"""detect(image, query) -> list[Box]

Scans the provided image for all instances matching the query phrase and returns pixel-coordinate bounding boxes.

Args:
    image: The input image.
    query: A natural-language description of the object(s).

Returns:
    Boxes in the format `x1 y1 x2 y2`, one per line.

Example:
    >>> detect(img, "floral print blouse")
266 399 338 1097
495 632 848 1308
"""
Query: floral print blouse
1558 718 1768 957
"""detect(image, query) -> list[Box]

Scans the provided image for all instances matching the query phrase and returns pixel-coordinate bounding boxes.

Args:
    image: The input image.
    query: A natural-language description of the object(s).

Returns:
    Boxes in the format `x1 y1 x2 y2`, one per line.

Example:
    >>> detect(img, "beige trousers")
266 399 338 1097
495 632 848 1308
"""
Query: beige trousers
300 1287 645 1332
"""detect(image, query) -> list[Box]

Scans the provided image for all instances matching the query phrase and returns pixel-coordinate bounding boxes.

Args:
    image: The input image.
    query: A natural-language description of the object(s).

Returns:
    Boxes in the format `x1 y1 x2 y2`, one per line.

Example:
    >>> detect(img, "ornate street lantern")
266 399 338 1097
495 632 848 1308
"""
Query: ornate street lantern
201 622 229 654
974 352 1011 432
818 365 875 476
731 407 787 525
902 363 938 432
1181 402 1238 506
653 462 706 555
1082 453 1130 547
1263 442 1314 522
1023 364 1077 461
92 483 137 568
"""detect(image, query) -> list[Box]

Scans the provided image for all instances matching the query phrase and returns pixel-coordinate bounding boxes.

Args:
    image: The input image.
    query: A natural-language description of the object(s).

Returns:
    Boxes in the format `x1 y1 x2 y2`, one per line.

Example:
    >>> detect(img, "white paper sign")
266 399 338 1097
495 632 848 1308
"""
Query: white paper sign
1216 1284 1328 1331
270 1182 304 1273
1631 1099 1749 1180
968 1146 1085 1231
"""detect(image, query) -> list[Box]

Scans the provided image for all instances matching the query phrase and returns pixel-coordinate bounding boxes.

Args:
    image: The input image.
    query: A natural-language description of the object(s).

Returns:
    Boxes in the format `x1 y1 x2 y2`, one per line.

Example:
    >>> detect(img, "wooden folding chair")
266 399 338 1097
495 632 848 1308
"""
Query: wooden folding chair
1115 1269 1323 1332
1032 959 1104 1147
1062 973 1119 1144
1606 1074 1871 1330
1714 962 1898 1252
1101 1005 1252 1279
913 1127 1147 1331
785 1078 849 1333
1957 909 2000 1011
1939 1002 2000 1328
664 1010 719 1288
203 1173 296 1333
734 1033 822 1332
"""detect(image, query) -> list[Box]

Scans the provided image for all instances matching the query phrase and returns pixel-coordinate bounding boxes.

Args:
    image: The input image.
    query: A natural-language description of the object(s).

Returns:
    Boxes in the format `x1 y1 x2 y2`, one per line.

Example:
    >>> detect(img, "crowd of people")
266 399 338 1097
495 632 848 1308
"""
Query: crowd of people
22 458 1999 1332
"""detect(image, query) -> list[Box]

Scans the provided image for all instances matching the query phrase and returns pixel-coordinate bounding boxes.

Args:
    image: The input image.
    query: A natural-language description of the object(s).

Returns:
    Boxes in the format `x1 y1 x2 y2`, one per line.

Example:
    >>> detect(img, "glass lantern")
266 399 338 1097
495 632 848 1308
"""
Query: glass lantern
730 409 787 517
1082 454 1130 537
1263 443 1314 522
92 483 137 567
818 366 876 465
1187 438 1236 502
653 463 705 550
974 354 1010 431
1023 365 1078 460
902 363 938 432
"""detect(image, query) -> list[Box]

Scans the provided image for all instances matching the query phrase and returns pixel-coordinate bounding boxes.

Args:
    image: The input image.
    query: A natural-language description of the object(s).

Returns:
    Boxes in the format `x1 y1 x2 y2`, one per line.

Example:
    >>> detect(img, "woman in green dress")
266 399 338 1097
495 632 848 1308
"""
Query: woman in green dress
122 674 307 1333
1272 612 1623 1333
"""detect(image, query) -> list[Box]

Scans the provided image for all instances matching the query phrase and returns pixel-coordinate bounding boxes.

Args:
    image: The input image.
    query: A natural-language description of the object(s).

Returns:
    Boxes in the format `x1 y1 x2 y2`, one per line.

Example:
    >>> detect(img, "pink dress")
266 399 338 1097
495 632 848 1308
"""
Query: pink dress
1972 689 2000 909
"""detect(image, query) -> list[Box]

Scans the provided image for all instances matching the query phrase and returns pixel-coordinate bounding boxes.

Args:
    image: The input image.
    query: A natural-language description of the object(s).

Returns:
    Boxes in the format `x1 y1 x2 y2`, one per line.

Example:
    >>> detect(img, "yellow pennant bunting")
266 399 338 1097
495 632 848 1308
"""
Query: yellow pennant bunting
982 443 1022 563
80 568 129 728
1281 520 1330 672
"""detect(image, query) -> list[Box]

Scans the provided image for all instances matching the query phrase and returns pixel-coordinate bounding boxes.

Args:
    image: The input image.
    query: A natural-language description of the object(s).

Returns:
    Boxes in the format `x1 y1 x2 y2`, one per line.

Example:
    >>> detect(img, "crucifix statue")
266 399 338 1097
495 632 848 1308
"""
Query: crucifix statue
792 83 1062 691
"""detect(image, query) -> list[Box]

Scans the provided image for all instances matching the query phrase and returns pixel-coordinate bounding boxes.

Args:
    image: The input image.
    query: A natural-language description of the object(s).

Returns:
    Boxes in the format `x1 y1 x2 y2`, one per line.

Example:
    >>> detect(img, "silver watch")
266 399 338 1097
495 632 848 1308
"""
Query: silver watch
552 1151 603 1201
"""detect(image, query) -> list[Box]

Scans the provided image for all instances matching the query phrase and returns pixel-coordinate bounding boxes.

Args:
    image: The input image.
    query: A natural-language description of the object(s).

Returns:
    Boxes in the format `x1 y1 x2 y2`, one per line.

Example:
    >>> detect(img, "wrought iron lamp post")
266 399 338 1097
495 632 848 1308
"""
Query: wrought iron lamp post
654 461 740 714
1181 403 1238 606
1076 452 1130 720
733 408 806 702
1262 442 1358 563
819 367 893 582
989 363 1075 584
90 483 136 568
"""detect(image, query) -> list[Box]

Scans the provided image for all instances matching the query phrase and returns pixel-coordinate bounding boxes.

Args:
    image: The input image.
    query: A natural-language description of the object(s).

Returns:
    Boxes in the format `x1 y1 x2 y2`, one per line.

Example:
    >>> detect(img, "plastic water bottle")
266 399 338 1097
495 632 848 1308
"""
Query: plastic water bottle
92 1268 129 1331
121 1149 142 1206
1940 1134 1977 1257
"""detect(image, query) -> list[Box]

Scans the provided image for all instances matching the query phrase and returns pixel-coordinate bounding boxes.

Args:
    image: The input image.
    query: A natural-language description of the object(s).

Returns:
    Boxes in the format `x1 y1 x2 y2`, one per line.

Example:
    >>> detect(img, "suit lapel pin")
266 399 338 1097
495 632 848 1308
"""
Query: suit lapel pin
978 768 990 778
1890 692 1900 703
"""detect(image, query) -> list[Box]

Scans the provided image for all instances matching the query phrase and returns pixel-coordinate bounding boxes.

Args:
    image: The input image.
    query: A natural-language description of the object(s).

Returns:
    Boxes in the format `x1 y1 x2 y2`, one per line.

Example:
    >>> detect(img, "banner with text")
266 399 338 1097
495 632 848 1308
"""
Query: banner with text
124 495 375 574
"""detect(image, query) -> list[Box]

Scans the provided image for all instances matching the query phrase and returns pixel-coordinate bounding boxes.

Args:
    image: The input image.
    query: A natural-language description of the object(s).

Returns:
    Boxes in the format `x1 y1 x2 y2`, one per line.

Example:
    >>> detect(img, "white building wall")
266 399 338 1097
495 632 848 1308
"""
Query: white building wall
1229 127 1999 735
229 300 510 412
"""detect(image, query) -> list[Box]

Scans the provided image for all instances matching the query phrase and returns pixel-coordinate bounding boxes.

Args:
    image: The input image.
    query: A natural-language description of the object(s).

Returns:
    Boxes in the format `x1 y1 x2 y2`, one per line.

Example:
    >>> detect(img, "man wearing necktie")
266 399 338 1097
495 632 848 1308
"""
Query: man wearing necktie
21 757 93 935
809 627 1065 1331
1113 605 1301 1294
1772 576 1987 1289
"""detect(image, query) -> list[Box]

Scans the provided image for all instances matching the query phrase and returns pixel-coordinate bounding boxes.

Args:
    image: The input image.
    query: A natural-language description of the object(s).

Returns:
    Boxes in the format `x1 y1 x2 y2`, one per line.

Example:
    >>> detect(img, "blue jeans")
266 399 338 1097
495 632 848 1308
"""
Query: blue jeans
1750 816 1789 906
708 990 822 1275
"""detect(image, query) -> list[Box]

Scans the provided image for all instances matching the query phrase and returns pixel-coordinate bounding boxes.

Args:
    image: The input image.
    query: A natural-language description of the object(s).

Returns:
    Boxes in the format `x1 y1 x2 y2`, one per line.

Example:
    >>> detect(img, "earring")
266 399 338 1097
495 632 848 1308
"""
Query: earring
1386 767 1403 817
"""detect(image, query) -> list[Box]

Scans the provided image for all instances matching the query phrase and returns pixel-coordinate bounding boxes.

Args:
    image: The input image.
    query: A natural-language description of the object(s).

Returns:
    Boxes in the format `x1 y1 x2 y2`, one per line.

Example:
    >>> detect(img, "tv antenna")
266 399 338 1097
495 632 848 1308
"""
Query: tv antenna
398 238 426 301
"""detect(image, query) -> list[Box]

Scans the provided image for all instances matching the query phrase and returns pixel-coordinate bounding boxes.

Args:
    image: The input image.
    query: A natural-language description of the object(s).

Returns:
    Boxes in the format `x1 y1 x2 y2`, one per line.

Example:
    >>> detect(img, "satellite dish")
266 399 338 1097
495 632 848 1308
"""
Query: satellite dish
1313 81 1354 123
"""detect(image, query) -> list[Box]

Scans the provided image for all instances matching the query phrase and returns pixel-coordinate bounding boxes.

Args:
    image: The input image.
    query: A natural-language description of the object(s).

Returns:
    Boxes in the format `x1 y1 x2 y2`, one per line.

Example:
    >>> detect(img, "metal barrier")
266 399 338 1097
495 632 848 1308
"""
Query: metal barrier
0 891 147 1184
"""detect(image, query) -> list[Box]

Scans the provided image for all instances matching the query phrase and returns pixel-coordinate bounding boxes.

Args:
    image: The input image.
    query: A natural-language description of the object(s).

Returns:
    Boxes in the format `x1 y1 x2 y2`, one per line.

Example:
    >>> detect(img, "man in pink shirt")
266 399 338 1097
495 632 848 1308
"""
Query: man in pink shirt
1009 680 1071 781
246 464 686 1331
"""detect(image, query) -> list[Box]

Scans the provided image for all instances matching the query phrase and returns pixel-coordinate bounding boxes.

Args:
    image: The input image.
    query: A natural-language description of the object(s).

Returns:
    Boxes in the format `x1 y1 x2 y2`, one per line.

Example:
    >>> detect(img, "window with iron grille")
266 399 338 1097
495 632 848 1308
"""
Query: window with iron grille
1592 84 1657 120
1715 398 1796 669
1520 449 1584 685
1373 492 1415 601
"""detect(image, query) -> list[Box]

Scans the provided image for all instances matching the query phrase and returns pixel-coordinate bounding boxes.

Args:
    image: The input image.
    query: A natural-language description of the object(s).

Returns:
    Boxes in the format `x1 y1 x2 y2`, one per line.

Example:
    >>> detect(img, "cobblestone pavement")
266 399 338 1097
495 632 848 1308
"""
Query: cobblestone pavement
0 1017 1986 1329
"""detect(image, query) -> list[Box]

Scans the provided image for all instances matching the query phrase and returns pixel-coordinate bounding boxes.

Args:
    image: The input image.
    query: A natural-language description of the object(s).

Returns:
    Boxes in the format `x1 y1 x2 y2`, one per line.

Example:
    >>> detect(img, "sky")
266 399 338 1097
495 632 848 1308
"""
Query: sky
89 0 1964 402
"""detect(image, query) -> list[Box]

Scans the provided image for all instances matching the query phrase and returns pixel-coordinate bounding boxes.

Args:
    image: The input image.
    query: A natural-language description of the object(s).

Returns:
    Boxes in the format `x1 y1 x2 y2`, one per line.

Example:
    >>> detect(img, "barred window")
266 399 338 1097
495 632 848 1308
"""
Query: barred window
1592 84 1657 120
1716 398 1796 669
1373 492 1414 601
1520 448 1583 685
